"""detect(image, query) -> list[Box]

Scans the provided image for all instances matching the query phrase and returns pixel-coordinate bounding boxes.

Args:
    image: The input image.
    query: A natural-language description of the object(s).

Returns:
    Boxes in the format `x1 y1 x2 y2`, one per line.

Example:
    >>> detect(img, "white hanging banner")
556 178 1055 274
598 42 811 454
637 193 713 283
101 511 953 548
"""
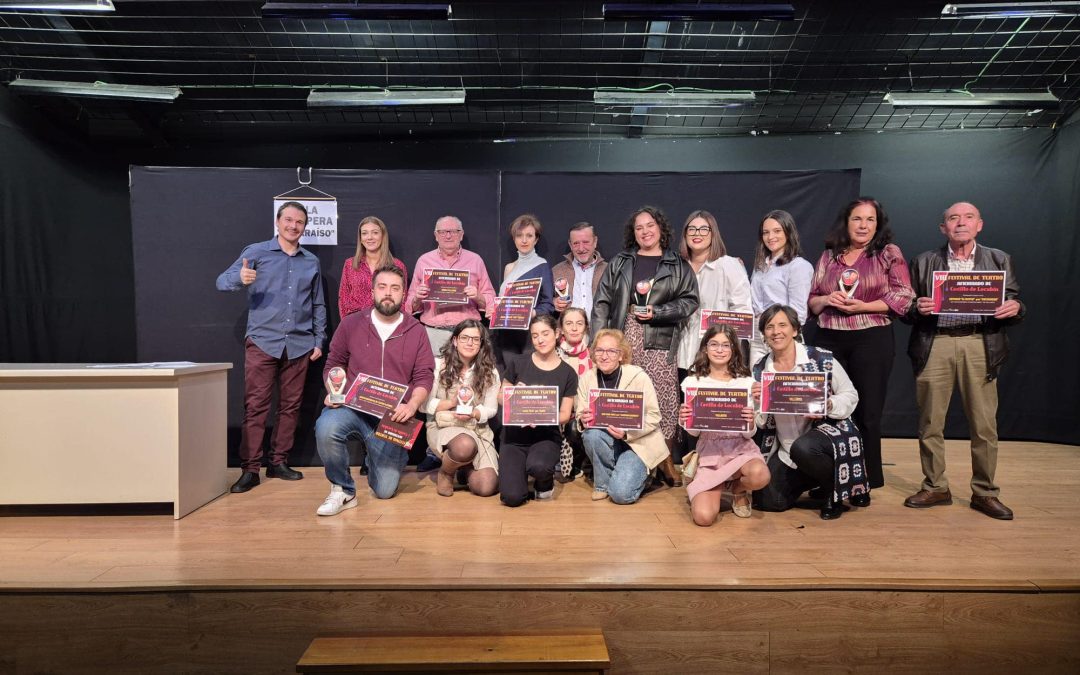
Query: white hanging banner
273 168 338 246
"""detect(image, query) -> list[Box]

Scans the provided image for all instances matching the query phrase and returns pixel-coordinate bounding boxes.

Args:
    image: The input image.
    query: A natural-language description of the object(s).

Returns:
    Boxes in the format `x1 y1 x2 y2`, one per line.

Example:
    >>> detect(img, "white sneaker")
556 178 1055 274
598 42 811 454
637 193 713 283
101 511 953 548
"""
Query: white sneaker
316 485 357 516
534 488 554 500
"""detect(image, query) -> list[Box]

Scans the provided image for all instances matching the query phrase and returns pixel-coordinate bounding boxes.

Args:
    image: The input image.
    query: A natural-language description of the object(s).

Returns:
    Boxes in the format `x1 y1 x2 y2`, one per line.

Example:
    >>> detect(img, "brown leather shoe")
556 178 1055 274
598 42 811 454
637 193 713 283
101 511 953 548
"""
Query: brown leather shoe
903 489 952 508
970 495 1014 520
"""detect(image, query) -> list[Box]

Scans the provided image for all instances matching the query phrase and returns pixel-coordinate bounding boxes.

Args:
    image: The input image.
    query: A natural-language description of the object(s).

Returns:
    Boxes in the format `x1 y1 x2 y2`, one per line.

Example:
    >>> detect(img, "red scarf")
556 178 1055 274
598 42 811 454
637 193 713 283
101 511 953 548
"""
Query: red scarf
558 338 593 375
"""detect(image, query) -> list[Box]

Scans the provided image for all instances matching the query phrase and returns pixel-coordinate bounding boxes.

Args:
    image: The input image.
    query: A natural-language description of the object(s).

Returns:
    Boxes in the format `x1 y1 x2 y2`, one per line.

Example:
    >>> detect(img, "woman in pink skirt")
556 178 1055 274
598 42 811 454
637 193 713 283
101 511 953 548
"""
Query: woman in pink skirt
679 324 770 526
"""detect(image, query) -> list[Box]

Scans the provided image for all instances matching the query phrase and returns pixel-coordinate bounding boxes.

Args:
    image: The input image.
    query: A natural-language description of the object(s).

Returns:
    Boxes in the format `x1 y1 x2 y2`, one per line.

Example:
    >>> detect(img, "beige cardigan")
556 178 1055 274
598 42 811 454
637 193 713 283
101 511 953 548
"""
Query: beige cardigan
574 364 670 470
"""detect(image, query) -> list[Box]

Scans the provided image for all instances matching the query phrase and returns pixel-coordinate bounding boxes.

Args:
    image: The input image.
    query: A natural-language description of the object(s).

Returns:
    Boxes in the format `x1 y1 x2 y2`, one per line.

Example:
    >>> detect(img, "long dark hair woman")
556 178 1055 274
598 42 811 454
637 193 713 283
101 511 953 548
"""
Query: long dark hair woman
591 205 699 487
423 319 500 497
679 324 768 526
749 209 814 365
807 197 914 496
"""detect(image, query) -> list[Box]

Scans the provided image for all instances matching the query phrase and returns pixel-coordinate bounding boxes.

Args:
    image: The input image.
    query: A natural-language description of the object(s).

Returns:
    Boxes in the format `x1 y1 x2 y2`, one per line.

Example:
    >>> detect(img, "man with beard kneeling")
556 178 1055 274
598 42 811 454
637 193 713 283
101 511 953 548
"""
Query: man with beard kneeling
314 265 435 516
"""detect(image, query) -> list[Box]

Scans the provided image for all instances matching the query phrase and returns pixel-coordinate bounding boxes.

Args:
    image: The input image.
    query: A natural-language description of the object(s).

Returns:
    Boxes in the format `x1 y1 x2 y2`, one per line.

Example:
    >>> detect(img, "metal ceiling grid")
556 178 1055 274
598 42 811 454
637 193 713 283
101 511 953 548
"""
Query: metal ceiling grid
0 1 1078 144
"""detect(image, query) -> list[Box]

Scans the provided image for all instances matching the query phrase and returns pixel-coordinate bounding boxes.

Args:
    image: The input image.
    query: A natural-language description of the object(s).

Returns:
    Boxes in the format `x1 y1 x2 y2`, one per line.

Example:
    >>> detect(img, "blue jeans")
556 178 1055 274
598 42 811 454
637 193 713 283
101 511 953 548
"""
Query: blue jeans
581 428 650 505
315 407 406 499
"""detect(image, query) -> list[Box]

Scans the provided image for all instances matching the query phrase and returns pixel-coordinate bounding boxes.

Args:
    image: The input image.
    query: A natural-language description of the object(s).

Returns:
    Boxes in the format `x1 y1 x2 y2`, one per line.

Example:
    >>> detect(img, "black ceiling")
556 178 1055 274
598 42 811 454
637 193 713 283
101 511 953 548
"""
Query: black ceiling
2 0 1079 145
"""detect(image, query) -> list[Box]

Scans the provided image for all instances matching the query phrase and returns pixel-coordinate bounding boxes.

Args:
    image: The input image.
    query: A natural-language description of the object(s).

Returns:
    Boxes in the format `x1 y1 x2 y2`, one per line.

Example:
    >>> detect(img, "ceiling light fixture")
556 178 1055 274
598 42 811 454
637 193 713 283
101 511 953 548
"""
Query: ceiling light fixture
8 78 181 101
883 91 1060 107
941 2 1080 18
594 90 756 106
260 2 452 20
603 3 794 21
307 88 466 107
0 0 114 11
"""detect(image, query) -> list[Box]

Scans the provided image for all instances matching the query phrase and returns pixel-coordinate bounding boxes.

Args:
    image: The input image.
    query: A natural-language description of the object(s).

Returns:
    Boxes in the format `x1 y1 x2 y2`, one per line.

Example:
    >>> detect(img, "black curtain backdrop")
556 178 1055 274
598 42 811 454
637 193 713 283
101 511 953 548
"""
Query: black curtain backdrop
130 168 857 465
3 85 1077 450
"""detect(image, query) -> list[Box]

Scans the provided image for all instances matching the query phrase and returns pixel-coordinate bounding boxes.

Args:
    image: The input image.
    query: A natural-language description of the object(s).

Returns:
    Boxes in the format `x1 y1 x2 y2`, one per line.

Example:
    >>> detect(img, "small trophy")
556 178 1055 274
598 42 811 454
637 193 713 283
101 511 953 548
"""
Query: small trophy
554 277 569 300
839 268 860 298
632 279 653 316
455 384 475 415
326 367 347 405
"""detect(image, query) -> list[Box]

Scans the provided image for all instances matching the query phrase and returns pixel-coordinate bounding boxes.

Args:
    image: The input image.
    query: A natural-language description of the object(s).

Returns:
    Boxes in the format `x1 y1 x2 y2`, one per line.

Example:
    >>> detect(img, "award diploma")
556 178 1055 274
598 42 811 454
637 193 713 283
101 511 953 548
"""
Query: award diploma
325 366 347 405
344 372 409 418
683 386 752 432
501 385 559 426
374 412 424 450
699 309 755 340
422 268 471 304
587 389 645 431
760 372 828 416
931 270 1006 315
489 296 535 330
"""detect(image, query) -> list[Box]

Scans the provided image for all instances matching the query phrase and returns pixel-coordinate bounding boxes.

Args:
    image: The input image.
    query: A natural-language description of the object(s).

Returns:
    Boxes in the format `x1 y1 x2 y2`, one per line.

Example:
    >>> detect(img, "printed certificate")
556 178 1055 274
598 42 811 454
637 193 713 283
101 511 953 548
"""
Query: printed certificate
699 309 755 340
587 389 645 431
683 386 753 432
344 372 408 418
760 372 828 416
423 268 471 304
501 385 560 426
931 270 1006 315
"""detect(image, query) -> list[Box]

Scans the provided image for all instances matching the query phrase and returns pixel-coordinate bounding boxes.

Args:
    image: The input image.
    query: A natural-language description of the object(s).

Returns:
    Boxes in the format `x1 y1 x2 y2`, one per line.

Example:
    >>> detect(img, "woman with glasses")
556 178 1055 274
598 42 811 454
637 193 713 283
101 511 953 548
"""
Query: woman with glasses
339 216 407 318
576 328 668 504
752 304 868 520
424 319 501 497
499 315 578 507
679 325 767 525
591 206 699 487
749 209 814 365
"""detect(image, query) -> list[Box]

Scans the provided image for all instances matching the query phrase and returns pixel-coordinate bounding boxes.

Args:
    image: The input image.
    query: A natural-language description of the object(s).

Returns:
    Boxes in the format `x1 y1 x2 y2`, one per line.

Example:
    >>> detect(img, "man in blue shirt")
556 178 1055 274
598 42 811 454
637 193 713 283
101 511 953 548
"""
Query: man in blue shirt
216 201 327 493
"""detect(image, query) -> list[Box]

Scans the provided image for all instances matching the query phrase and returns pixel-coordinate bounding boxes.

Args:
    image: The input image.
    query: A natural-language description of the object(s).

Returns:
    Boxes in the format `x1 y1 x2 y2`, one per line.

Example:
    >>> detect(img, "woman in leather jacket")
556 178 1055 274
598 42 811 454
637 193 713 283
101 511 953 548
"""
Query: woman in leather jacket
591 205 699 485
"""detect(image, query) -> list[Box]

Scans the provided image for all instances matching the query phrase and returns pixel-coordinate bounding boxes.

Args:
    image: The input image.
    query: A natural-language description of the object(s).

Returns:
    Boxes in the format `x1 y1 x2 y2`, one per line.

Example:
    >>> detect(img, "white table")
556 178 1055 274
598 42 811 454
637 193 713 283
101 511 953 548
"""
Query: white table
0 363 232 519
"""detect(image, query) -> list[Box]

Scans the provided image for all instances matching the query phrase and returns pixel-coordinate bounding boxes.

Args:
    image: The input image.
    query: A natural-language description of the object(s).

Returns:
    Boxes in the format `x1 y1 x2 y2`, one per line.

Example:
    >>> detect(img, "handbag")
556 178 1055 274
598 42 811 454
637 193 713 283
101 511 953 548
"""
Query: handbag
681 451 699 480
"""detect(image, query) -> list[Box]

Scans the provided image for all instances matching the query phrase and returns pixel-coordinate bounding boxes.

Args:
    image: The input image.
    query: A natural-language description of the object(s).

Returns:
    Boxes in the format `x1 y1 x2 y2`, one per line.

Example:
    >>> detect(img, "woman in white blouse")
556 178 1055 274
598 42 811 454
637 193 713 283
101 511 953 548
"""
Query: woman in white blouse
676 209 753 376
751 305 870 520
424 319 501 497
748 210 814 365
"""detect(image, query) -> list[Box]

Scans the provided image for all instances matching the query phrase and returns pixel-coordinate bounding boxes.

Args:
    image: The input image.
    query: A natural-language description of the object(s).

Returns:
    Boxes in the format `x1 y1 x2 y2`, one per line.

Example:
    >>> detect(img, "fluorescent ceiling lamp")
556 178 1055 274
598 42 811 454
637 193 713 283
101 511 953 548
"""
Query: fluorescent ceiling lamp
603 3 794 21
0 0 114 10
261 2 451 20
308 88 465 107
594 90 756 106
884 91 1060 107
941 2 1080 18
8 78 181 101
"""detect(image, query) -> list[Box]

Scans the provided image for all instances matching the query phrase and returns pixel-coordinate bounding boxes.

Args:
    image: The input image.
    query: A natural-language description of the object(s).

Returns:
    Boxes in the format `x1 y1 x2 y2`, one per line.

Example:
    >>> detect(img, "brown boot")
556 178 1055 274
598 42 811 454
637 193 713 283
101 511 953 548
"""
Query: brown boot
660 457 682 488
436 457 467 497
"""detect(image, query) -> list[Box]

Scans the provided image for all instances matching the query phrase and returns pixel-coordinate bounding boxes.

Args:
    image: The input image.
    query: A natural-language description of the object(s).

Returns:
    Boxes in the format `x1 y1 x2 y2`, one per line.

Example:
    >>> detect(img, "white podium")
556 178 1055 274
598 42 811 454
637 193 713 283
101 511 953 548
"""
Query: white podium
0 363 232 519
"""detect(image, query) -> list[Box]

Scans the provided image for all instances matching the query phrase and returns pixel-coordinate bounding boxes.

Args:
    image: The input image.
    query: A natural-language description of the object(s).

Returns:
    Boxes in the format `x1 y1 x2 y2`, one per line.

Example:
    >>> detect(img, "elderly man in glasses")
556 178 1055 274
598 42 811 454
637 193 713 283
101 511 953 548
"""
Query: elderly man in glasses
405 215 497 354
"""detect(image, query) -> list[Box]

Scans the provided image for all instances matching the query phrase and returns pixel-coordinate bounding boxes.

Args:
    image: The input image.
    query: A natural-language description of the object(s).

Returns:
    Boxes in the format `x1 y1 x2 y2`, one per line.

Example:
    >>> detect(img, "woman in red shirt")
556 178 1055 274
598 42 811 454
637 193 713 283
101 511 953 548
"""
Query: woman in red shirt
338 216 407 318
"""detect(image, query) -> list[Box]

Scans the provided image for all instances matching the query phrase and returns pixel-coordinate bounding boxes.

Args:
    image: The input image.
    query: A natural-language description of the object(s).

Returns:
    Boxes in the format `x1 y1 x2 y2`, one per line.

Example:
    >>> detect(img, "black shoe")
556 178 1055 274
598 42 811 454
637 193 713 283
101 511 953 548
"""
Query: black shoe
266 463 303 480
359 464 369 476
808 486 828 501
230 472 260 493
416 454 441 472
820 500 850 520
849 492 871 507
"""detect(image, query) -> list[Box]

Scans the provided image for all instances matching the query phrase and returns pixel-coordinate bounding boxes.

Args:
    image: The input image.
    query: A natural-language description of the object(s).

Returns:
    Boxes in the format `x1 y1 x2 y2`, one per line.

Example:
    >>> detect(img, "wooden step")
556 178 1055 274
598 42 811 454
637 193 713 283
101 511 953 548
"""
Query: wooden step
296 630 610 673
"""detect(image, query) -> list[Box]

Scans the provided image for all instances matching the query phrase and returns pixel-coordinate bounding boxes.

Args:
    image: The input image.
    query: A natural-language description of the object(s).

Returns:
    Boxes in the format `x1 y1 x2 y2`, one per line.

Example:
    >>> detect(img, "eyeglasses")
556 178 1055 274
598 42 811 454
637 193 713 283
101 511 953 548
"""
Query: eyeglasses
436 229 463 237
686 226 711 236
456 335 482 345
593 348 621 357
706 341 733 352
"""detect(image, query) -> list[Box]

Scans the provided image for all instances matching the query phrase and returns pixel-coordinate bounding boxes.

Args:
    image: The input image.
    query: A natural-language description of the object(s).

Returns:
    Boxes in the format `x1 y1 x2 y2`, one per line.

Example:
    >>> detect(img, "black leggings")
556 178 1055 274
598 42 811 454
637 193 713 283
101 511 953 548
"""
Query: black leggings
755 429 835 512
499 439 560 507
813 324 893 488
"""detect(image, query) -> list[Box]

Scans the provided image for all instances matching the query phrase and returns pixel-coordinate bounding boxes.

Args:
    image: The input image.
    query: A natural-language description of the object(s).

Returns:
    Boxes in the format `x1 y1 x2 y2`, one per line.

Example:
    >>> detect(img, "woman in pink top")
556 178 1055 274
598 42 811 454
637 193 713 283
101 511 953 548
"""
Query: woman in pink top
808 197 914 495
338 216 407 318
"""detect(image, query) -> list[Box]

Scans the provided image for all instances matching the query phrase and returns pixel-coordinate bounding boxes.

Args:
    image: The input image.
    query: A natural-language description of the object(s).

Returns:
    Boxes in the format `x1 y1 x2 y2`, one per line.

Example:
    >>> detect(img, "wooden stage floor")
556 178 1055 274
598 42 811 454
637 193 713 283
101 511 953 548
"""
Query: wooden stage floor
1 439 1078 591
2 440 1079 674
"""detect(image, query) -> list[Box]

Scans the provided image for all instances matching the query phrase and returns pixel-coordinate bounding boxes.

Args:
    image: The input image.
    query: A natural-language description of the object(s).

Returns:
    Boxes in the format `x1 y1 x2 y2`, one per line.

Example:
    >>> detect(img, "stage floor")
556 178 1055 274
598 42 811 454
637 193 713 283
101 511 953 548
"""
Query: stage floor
2 439 1077 592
